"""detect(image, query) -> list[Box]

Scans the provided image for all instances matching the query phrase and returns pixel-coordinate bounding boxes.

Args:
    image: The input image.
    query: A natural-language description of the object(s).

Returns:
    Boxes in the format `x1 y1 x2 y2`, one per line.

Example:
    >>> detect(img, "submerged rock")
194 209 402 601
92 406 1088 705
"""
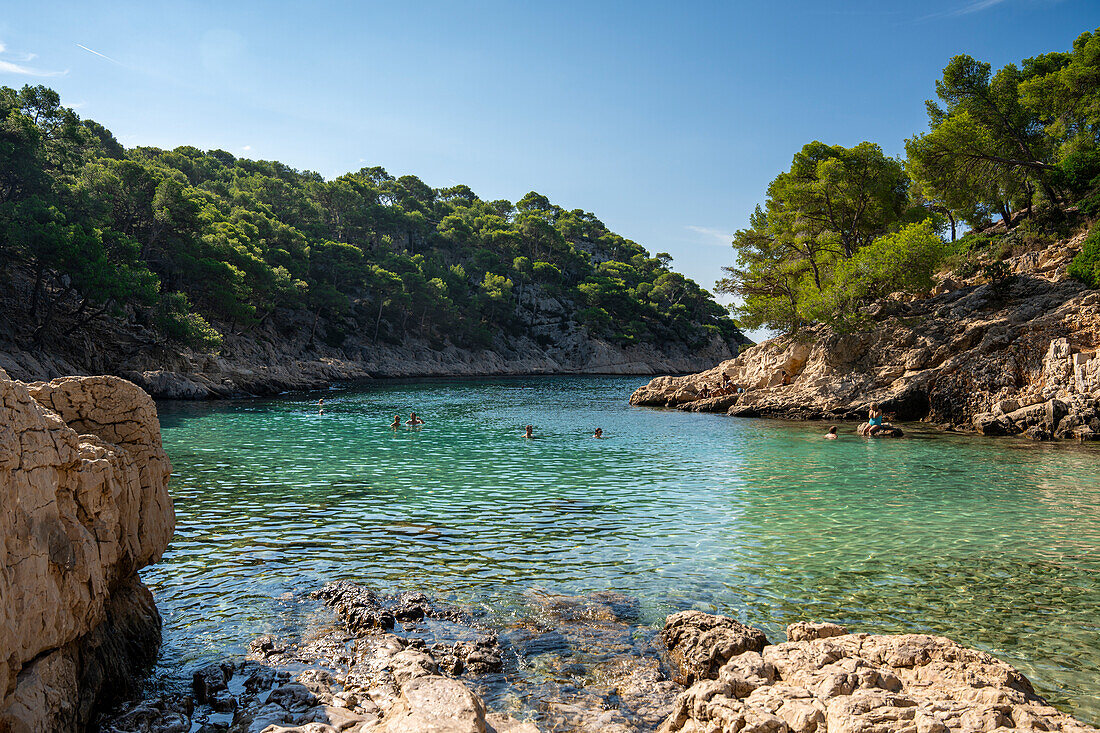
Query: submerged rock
99 589 1098 732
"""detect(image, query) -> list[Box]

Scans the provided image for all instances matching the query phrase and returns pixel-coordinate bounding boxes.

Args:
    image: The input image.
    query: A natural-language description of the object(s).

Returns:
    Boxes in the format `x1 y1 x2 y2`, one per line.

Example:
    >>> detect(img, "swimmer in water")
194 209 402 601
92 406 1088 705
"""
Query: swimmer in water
524 425 534 439
825 425 838 440
593 427 603 438
391 414 401 429
318 398 324 414
407 412 424 426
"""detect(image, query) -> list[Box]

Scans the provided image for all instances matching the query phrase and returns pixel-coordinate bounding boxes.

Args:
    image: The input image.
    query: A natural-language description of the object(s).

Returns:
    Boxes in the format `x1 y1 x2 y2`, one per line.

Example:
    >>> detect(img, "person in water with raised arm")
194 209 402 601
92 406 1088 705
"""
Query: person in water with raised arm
391 414 401 429
524 425 535 439
407 412 424 426
593 427 603 438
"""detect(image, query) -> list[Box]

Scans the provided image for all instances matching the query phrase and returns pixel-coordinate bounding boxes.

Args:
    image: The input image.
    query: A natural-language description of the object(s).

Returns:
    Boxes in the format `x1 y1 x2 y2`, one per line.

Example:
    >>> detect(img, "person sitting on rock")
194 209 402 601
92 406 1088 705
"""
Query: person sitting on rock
866 404 884 435
593 427 603 438
825 426 839 439
391 414 401 428
524 425 535 439
699 384 711 399
407 412 424 426
781 370 792 386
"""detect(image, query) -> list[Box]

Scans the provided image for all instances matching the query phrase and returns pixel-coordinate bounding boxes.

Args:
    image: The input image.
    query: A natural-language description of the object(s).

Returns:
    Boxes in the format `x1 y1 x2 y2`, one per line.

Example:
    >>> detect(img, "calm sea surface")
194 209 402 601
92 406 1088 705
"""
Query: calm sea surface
150 376 1100 723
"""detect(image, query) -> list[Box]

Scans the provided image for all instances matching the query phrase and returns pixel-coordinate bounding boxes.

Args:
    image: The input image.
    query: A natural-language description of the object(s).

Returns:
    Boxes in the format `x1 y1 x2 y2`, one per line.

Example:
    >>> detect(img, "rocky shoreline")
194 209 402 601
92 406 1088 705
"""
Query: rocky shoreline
0 270 743 401
631 235 1100 441
99 582 1098 733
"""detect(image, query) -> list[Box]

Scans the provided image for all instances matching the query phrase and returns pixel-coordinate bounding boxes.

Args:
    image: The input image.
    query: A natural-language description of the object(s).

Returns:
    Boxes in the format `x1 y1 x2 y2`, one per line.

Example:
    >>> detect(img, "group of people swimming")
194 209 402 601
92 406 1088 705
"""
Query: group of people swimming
321 396 893 440
391 412 424 428
522 426 603 439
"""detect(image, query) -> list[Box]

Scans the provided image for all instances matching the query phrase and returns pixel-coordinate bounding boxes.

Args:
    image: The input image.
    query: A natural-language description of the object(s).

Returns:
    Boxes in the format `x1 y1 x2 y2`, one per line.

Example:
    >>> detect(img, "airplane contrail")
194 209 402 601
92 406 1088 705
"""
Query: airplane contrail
76 43 123 66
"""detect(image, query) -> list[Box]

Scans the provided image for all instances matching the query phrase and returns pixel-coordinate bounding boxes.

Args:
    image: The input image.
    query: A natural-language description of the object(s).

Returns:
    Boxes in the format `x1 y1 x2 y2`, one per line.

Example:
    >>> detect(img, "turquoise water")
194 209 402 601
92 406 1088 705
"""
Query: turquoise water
150 376 1100 724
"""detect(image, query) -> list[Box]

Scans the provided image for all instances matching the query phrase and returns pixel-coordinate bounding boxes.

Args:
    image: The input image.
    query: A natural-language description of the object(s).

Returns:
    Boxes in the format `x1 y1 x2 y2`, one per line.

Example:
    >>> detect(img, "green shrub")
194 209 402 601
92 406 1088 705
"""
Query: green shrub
155 291 223 350
1068 226 1100 288
805 221 949 328
1059 150 1100 197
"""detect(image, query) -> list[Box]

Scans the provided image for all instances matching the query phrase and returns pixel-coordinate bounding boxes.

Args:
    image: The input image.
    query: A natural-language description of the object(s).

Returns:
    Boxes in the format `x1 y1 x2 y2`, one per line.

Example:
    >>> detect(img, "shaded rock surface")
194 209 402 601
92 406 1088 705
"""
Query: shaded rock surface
660 612 1097 733
631 235 1100 440
0 371 175 731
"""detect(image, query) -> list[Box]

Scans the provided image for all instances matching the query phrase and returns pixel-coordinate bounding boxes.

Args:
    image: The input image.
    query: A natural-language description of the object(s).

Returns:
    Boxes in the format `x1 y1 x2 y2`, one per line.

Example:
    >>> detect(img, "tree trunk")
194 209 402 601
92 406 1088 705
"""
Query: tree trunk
29 262 45 316
307 306 322 346
373 298 385 342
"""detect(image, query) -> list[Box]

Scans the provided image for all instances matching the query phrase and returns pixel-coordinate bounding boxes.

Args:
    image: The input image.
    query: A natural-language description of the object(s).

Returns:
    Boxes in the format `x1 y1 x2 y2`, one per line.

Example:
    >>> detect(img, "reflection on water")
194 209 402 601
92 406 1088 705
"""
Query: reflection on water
150 376 1100 724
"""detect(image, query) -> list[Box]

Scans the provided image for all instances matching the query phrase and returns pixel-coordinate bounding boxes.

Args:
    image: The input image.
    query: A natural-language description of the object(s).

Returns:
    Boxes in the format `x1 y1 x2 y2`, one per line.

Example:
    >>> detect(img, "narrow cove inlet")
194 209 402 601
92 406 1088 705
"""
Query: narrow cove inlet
148 376 1100 726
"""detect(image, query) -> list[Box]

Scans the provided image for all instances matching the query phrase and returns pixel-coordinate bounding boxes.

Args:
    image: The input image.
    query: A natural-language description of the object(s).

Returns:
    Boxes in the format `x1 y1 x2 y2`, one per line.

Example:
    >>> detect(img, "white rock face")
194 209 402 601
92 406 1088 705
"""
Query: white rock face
0 372 174 731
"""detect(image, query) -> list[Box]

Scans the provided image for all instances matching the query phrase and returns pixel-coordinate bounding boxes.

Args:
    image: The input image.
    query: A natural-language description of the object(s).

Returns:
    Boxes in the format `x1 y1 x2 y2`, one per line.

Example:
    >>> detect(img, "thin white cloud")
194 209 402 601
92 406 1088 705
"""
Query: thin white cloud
954 0 1007 13
76 43 124 66
241 145 252 151
0 59 67 77
687 225 734 246
920 0 1008 21
0 41 66 76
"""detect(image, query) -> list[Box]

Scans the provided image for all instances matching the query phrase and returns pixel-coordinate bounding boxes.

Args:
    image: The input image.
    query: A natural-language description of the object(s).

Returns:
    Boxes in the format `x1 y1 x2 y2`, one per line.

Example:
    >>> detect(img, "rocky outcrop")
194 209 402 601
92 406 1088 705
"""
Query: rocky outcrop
0 371 174 732
660 612 1097 733
631 234 1100 439
662 611 769 685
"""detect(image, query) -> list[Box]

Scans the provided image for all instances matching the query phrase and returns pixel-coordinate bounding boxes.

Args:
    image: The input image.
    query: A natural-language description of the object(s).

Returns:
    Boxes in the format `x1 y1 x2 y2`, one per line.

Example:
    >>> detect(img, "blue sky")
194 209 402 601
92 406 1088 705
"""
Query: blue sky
1 1 1093 339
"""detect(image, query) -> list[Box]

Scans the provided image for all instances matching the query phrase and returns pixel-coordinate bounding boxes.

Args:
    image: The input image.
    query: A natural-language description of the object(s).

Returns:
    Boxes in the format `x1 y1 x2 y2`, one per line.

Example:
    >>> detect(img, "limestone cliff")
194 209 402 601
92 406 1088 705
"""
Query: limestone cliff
631 232 1100 440
0 273 746 400
0 371 174 731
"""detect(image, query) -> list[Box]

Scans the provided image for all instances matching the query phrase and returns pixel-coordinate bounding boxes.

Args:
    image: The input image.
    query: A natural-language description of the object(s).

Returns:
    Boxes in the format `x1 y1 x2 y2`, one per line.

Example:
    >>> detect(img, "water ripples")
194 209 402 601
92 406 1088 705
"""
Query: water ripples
149 376 1100 724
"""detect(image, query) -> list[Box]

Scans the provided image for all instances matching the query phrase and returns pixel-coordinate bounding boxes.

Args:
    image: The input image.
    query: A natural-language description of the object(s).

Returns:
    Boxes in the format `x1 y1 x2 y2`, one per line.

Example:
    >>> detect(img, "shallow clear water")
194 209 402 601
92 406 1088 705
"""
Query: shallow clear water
149 376 1100 724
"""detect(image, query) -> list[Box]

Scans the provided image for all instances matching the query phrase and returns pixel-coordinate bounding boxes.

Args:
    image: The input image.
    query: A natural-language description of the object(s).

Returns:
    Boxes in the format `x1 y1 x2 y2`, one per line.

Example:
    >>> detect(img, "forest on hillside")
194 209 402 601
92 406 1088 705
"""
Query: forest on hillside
0 89 742 355
718 25 1100 334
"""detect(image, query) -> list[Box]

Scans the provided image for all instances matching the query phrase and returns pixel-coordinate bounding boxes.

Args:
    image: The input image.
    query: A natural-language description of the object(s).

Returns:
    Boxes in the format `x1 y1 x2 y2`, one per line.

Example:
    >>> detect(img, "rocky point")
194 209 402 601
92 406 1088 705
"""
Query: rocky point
631 231 1100 441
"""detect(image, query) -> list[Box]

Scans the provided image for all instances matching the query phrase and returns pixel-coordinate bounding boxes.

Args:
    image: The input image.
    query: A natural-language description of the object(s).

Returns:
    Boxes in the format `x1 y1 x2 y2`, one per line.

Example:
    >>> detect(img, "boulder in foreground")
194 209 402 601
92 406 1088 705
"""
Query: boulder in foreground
660 611 1097 733
0 371 175 731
